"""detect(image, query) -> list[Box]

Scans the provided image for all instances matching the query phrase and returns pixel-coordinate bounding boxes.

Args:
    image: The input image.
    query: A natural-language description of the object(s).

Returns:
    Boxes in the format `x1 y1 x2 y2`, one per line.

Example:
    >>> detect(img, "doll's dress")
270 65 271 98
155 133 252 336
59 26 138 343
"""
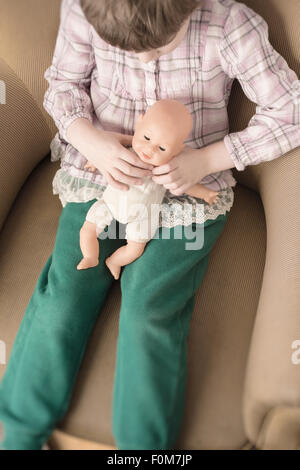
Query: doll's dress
85 175 167 243
50 134 236 229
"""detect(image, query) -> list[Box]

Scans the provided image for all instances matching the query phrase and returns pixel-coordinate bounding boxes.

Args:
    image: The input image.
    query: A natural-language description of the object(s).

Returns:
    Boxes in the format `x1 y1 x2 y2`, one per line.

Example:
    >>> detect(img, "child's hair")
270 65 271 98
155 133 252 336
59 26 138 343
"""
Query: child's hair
80 0 202 52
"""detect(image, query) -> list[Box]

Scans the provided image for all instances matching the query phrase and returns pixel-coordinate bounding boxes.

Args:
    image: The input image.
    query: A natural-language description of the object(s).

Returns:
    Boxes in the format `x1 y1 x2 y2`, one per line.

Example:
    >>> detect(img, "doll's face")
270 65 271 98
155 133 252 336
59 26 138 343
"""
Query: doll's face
132 113 184 166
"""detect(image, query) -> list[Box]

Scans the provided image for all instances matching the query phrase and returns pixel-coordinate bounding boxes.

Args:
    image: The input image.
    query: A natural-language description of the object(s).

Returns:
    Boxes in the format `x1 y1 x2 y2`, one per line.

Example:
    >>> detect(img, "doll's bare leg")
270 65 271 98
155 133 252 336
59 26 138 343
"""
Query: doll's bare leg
77 221 105 270
105 240 147 280
185 183 219 206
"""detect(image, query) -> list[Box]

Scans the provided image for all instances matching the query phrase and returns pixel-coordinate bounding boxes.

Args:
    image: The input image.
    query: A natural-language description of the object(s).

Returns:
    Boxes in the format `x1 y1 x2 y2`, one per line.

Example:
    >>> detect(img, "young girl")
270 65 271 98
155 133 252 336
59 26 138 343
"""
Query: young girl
0 0 299 450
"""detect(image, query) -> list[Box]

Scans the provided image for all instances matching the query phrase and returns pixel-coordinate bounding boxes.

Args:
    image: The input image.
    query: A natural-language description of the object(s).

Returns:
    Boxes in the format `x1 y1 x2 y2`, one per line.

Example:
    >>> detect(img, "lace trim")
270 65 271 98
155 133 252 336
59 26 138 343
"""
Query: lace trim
50 132 68 162
52 168 234 228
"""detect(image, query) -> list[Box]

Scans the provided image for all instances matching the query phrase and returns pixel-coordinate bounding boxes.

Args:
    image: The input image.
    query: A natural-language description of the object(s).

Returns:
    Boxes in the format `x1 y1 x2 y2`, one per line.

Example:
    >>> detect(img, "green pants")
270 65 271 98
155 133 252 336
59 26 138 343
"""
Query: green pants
0 199 228 450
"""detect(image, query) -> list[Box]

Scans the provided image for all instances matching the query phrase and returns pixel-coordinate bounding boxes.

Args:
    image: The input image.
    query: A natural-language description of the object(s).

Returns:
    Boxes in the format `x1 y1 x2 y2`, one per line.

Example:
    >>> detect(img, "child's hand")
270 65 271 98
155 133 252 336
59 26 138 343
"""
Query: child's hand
151 146 208 196
85 130 154 191
105 131 134 148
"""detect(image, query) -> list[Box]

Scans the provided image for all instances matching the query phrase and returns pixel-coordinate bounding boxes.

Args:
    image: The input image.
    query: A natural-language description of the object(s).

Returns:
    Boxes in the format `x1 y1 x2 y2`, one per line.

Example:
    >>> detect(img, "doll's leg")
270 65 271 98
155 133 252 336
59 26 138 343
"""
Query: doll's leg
77 221 105 270
105 240 147 280
105 217 156 280
185 183 219 206
77 199 113 270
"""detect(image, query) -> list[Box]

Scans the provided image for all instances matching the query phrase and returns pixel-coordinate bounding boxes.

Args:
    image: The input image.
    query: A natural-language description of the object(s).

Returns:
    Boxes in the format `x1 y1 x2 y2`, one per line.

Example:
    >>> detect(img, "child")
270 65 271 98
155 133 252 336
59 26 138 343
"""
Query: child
0 0 299 450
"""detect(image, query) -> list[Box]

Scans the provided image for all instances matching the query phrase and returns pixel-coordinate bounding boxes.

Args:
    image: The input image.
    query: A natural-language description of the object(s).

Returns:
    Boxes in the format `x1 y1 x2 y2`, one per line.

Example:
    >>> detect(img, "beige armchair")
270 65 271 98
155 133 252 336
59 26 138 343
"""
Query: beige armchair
0 0 299 450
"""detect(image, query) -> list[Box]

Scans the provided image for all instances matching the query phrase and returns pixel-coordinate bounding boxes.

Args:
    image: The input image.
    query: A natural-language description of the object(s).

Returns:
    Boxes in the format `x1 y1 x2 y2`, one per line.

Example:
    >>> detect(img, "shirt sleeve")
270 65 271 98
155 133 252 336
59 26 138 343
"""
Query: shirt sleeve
219 2 300 171
43 0 97 143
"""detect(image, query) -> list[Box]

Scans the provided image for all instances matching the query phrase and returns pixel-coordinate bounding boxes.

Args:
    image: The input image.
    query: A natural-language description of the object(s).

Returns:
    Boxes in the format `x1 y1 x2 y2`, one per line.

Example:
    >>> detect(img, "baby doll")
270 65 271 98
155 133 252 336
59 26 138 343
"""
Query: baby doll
77 99 219 279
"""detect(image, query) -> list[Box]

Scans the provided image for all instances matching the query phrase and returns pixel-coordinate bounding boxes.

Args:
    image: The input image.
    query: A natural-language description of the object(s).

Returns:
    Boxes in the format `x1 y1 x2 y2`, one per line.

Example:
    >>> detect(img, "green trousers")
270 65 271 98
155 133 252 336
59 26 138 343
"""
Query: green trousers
0 199 228 450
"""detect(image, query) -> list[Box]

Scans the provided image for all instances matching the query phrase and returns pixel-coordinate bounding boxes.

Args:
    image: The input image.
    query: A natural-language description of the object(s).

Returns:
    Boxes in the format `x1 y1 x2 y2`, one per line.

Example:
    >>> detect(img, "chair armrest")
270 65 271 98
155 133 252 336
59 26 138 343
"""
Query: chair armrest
243 145 300 449
0 57 52 230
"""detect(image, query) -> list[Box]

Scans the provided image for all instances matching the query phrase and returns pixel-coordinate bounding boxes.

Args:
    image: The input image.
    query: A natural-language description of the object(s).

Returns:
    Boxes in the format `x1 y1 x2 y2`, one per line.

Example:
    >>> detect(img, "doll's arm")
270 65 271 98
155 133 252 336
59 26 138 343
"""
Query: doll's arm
185 183 219 206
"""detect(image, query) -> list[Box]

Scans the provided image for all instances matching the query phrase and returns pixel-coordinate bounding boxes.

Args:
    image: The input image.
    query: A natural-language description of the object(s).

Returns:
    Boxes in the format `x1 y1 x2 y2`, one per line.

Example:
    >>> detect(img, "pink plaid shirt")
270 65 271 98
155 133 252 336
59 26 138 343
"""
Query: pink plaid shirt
43 0 300 193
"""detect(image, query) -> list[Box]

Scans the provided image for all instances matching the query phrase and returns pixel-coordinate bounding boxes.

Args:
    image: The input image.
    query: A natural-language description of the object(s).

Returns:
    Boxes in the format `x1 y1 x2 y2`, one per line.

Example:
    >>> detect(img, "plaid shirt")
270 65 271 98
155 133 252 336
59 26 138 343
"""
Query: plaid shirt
43 0 300 192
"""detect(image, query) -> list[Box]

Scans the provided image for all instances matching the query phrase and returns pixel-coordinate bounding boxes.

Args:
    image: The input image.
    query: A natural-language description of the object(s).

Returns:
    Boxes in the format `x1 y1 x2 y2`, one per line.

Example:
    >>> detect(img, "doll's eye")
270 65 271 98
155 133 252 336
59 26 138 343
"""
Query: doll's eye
144 135 150 141
159 146 166 151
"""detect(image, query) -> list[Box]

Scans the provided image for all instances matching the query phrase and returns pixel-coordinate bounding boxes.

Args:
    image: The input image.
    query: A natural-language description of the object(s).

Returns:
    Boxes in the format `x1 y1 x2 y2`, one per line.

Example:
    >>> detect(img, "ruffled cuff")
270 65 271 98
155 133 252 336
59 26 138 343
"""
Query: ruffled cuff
223 134 247 172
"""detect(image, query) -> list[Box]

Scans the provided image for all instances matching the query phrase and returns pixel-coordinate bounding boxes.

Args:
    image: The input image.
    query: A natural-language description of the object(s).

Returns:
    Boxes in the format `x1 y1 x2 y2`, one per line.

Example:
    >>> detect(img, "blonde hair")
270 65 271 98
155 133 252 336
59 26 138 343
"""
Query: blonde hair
80 0 202 52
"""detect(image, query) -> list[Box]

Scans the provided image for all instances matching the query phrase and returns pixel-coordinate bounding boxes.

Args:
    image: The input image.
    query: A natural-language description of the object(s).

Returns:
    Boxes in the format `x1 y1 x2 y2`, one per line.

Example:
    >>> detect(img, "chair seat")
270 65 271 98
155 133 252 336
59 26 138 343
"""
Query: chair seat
0 156 266 449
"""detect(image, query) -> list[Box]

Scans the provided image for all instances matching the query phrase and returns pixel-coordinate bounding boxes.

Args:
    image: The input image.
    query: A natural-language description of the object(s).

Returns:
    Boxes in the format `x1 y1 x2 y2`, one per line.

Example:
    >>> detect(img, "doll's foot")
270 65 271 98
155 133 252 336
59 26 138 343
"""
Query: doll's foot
206 192 219 206
105 257 121 280
77 257 99 270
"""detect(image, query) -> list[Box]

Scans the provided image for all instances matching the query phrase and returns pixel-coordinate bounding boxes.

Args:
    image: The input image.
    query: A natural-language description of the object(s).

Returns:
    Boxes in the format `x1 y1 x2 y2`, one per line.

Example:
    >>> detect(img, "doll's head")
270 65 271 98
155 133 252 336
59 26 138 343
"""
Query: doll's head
132 99 193 167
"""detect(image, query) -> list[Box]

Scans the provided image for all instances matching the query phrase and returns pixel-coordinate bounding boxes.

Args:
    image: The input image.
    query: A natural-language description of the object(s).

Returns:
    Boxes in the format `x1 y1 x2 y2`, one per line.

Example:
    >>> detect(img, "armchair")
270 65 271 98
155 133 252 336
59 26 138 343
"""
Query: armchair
0 0 299 450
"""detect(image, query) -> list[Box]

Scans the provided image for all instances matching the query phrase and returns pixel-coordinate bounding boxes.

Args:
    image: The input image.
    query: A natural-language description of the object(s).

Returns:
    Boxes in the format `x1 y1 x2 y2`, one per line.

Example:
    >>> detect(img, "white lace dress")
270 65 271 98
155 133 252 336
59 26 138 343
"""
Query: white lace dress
50 133 235 229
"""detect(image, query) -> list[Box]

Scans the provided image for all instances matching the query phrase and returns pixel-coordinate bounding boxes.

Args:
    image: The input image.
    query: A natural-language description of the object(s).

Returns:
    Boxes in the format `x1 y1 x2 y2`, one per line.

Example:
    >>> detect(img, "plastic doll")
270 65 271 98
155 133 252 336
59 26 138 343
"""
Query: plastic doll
77 99 219 279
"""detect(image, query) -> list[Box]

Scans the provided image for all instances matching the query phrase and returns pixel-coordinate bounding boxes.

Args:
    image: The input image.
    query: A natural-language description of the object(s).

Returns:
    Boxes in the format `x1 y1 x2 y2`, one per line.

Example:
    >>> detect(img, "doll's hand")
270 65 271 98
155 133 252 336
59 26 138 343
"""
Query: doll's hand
84 160 97 172
151 146 208 196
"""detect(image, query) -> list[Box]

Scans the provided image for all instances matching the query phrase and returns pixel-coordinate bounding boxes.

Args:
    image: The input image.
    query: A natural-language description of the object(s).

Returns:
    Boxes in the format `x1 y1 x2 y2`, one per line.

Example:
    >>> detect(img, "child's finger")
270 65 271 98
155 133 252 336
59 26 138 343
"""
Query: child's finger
117 159 152 178
111 167 144 186
170 184 190 196
163 181 182 190
104 170 129 191
151 169 180 185
152 162 175 175
121 149 154 170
